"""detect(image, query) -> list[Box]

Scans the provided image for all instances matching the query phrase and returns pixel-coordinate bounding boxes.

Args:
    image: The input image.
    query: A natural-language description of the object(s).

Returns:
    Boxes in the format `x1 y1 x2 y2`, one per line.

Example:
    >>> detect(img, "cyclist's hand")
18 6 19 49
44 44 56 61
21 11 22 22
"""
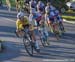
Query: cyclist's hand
47 20 51 24
39 20 44 25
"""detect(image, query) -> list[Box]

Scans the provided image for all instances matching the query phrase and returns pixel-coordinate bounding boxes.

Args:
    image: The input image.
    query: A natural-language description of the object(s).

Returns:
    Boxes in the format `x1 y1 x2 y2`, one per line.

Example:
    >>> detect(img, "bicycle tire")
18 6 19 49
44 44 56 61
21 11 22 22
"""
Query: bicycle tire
39 31 50 47
15 31 20 37
23 35 33 56
53 30 60 40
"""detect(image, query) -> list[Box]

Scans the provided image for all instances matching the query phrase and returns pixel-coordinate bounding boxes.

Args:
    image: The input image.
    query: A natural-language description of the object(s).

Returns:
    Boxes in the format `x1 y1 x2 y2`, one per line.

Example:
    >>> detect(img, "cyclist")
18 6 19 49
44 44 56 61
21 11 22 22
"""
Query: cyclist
15 0 21 12
54 9 65 32
0 0 2 6
37 1 45 14
29 0 36 9
45 2 64 34
45 2 58 33
29 8 42 28
16 11 40 52
29 8 41 50
29 8 49 43
6 0 11 12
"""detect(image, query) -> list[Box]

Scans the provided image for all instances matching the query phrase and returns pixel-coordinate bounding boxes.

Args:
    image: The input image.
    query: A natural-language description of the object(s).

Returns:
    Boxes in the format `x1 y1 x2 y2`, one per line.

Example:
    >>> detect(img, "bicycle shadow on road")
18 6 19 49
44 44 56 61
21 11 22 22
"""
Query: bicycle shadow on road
0 40 56 62
0 26 16 33
0 40 75 62
60 32 75 44
0 41 34 62
0 26 16 37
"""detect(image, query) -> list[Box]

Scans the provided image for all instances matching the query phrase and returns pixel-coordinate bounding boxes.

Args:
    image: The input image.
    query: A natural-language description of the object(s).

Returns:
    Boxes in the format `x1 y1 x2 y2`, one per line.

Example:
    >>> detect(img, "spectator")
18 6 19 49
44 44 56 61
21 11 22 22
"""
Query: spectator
0 0 2 6
6 0 11 12
15 0 21 12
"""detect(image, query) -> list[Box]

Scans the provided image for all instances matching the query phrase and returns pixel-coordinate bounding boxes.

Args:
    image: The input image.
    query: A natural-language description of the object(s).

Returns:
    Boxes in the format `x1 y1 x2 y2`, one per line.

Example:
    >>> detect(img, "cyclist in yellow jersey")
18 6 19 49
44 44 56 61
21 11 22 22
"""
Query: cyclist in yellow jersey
16 16 29 30
16 11 33 36
16 11 40 52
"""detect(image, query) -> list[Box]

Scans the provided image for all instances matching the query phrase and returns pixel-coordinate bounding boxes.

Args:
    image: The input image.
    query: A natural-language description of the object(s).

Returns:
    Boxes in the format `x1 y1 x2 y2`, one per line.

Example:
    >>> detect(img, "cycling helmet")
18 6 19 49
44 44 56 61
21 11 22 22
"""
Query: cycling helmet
17 11 25 19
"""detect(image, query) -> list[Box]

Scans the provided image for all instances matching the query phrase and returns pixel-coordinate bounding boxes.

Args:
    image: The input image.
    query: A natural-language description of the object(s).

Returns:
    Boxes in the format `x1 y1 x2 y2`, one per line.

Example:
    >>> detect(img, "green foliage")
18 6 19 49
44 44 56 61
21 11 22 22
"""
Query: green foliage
2 0 24 7
2 0 68 11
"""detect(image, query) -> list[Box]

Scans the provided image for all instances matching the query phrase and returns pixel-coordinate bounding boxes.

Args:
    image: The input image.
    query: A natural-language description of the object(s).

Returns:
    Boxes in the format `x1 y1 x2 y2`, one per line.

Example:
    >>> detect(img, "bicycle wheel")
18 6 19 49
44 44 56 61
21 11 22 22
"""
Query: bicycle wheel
59 23 65 33
48 23 60 40
45 36 50 46
40 31 50 47
53 24 60 40
54 31 60 40
23 35 33 56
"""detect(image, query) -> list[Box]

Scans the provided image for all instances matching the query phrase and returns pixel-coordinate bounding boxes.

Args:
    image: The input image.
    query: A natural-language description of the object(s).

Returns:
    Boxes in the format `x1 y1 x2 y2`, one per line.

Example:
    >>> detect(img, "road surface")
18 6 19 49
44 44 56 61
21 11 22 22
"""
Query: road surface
0 6 75 62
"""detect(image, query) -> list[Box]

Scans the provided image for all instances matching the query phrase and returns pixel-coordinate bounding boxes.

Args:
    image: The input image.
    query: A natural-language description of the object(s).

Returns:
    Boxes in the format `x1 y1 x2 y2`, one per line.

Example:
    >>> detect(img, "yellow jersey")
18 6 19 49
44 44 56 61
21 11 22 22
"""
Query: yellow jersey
16 18 29 30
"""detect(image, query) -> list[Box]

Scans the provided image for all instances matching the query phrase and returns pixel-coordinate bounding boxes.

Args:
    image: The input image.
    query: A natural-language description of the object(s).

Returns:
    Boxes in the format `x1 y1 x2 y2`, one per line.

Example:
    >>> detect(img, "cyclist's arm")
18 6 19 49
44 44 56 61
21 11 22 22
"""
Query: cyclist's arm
29 14 33 22
45 7 49 14
16 20 19 30
16 20 24 30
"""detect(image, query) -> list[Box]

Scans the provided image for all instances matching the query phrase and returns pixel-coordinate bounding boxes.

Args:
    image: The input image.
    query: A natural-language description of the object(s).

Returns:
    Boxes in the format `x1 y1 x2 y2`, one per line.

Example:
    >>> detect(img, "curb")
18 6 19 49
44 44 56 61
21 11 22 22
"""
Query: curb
0 40 4 52
0 41 2 52
63 19 75 24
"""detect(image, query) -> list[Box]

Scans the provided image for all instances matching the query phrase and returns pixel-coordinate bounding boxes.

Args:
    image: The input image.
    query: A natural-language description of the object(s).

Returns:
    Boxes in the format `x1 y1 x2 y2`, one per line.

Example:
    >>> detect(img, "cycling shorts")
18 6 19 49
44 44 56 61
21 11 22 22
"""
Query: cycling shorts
35 16 42 26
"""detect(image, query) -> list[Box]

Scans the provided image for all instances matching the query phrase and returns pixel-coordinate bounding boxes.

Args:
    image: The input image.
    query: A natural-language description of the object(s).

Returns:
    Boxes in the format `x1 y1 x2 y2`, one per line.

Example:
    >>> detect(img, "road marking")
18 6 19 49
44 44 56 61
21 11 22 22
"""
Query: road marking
0 17 16 22
63 19 75 24
0 17 75 24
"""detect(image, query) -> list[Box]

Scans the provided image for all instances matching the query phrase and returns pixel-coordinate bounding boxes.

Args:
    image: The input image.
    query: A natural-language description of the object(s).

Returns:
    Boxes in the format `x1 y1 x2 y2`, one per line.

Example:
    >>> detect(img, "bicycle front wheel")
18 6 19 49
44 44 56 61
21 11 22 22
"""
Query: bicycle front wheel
23 36 33 56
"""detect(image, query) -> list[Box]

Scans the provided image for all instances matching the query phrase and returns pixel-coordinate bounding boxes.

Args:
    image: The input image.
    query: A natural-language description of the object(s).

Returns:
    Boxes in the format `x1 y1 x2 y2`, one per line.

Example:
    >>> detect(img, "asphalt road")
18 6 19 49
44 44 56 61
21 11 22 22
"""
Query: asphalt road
0 6 75 62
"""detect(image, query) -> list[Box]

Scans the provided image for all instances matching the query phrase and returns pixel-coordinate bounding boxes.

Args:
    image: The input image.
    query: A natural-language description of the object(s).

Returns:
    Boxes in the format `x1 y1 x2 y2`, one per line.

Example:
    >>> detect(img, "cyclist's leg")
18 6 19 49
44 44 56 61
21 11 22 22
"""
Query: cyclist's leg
29 29 36 43
44 26 49 37
40 20 49 37
47 18 54 33
34 20 40 50
16 29 24 37
30 20 40 50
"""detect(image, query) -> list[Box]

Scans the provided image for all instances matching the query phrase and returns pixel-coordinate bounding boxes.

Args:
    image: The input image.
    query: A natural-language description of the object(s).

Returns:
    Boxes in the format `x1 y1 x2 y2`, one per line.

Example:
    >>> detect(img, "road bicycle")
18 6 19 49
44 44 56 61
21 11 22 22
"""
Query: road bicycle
15 26 40 56
48 17 61 40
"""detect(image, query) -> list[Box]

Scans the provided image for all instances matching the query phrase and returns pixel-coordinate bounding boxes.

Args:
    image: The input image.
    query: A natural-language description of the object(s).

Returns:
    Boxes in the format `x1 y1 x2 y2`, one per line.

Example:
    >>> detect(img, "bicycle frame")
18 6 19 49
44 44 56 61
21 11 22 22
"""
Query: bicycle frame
38 23 49 47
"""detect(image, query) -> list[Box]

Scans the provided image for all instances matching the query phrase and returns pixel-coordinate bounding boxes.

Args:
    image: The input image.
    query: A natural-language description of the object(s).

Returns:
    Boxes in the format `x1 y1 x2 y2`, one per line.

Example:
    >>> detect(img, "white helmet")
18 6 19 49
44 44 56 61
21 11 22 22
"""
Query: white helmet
17 11 25 19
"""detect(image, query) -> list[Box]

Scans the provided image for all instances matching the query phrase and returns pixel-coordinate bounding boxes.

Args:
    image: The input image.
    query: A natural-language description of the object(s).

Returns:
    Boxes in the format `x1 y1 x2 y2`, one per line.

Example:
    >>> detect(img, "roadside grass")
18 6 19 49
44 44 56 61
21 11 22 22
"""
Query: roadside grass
2 0 24 7
2 0 16 7
62 10 75 21
66 10 75 14
2 0 75 21
62 15 75 21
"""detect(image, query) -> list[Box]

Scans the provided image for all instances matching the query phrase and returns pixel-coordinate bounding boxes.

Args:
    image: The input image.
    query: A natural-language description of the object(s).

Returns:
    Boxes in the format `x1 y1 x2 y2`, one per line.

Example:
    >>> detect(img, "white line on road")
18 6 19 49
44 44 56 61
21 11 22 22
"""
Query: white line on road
0 17 75 24
63 19 75 24
0 17 16 23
